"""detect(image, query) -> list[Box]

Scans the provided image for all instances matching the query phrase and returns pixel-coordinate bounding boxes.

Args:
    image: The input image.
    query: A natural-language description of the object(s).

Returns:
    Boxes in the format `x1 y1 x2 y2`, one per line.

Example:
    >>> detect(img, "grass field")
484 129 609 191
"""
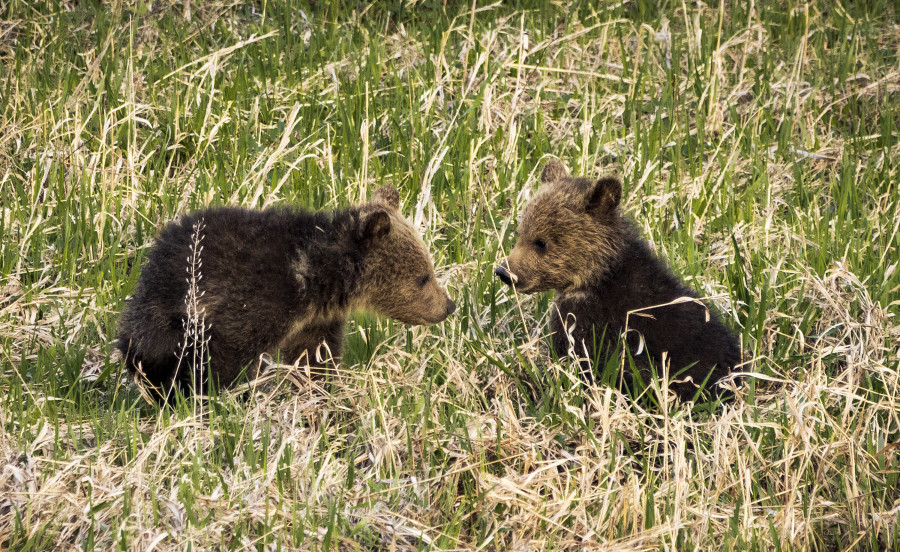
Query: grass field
2 0 899 549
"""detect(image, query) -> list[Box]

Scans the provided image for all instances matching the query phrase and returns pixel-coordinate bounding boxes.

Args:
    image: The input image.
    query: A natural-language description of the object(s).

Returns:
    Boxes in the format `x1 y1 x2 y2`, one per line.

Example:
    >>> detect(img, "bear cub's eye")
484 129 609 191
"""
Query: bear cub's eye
417 274 430 287
533 238 547 252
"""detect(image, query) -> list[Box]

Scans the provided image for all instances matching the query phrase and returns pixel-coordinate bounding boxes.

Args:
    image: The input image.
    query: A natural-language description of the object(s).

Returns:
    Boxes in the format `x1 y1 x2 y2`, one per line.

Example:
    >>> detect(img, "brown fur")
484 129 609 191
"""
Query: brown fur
117 185 455 396
496 161 741 400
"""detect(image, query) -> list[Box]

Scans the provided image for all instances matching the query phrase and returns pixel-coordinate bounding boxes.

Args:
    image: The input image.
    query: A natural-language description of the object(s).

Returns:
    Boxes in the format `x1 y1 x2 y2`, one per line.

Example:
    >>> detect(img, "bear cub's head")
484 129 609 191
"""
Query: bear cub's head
496 160 625 293
357 185 456 325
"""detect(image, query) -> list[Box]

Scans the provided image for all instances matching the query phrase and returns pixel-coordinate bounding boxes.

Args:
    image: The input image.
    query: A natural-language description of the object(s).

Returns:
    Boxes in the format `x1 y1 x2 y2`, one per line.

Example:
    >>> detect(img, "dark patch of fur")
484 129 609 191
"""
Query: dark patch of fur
118 188 454 396
117 207 361 393
499 161 741 400
551 221 741 399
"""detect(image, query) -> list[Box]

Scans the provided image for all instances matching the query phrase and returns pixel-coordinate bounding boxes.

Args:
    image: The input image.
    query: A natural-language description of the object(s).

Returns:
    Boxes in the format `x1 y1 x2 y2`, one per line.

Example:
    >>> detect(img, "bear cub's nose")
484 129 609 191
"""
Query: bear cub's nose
495 265 514 286
445 298 457 316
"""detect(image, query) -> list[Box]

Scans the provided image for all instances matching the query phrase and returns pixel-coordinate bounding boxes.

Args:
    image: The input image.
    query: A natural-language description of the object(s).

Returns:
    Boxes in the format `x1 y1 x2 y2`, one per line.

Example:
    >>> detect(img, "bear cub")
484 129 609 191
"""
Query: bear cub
496 161 740 400
118 185 455 395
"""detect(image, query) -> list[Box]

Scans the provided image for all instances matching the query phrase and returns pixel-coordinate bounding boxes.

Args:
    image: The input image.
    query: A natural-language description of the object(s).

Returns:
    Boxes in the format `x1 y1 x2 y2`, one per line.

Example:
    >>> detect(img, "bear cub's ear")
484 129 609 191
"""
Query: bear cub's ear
360 210 392 242
372 185 400 210
585 177 622 215
541 160 569 183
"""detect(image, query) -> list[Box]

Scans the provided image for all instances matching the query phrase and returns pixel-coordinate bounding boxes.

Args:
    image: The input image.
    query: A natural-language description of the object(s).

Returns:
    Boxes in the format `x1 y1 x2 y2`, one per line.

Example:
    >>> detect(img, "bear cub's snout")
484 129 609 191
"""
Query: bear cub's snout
494 264 516 287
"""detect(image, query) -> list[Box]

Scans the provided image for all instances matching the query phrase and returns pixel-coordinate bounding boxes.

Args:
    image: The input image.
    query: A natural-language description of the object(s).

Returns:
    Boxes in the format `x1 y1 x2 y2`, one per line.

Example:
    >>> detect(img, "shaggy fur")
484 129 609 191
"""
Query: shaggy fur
496 161 740 400
117 186 455 395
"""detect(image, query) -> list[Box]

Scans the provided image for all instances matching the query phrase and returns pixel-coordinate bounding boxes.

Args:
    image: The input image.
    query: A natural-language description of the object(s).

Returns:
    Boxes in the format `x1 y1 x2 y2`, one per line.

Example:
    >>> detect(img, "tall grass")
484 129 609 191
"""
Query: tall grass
1 0 898 550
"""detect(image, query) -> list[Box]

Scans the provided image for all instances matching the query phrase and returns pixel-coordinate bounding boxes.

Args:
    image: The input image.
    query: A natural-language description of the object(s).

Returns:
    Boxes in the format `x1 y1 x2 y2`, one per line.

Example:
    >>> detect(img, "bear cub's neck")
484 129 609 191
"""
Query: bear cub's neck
558 213 698 312
288 207 369 319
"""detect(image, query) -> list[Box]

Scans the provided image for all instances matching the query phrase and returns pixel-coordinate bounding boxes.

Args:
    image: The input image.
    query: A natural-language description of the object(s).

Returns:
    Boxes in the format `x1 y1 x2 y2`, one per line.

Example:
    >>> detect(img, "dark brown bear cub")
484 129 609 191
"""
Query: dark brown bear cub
495 161 740 400
118 185 455 395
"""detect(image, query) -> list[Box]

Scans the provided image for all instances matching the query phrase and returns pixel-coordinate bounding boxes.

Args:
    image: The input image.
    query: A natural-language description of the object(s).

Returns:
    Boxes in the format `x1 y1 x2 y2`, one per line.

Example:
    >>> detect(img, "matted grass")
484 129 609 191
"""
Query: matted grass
1 0 899 550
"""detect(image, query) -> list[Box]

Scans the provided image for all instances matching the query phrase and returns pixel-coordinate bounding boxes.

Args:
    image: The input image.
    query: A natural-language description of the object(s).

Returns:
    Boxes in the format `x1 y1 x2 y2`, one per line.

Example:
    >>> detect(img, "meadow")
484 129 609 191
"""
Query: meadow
1 0 899 549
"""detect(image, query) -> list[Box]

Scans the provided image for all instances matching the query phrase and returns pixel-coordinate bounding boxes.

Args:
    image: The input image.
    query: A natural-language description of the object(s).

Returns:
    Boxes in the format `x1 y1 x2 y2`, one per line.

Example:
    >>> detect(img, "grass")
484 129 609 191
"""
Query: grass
1 0 899 549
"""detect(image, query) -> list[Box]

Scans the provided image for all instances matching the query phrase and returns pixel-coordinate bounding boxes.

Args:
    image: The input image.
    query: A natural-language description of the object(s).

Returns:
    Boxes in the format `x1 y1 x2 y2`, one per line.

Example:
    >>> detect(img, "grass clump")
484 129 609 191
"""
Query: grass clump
1 1 899 550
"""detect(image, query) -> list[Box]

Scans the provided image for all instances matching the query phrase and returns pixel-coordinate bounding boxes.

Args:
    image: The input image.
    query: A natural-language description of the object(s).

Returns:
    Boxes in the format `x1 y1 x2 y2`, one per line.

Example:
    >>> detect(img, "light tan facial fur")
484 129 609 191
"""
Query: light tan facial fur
360 186 456 325
501 161 624 293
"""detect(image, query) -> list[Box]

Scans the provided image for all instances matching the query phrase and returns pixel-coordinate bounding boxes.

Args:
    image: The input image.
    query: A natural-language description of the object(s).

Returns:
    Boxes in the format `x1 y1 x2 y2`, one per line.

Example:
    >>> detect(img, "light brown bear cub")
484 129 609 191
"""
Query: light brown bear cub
496 161 740 400
118 185 455 396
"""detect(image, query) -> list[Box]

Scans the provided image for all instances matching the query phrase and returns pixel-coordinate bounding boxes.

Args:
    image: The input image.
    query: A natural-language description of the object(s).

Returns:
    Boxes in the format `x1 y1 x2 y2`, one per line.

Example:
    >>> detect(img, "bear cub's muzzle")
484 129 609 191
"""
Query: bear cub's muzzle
494 263 518 287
